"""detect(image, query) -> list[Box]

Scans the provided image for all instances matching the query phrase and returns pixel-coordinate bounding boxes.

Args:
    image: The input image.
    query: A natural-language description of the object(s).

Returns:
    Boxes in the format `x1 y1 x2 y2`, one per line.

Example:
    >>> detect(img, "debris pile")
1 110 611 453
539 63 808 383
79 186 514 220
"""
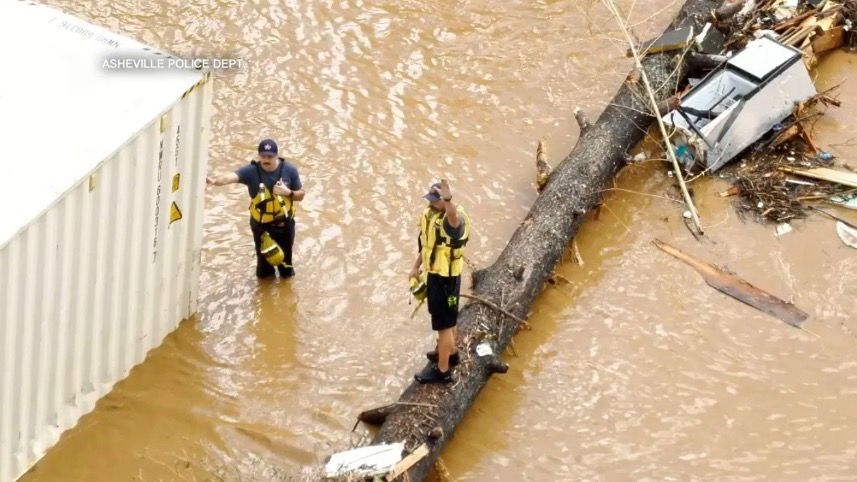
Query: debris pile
642 0 854 224
722 0 848 67
726 141 852 221
721 91 854 222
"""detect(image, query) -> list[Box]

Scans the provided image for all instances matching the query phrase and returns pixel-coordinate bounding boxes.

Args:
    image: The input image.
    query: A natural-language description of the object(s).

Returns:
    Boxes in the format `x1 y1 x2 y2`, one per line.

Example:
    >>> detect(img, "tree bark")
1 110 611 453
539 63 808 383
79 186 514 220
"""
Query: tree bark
686 51 728 71
369 1 723 480
714 0 745 21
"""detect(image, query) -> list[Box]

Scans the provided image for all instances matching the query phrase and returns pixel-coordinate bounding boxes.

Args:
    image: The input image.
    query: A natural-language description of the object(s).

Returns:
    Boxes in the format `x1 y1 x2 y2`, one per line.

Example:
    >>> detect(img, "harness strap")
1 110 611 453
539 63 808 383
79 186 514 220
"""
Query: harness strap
274 159 297 219
252 160 292 222
426 211 440 272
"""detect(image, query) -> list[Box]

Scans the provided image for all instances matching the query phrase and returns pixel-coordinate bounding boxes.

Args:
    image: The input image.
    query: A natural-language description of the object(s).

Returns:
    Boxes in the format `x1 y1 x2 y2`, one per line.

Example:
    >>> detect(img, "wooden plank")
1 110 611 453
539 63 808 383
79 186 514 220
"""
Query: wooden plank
773 11 815 32
653 240 809 327
386 444 429 481
812 25 845 54
771 124 801 147
779 167 857 188
780 23 816 46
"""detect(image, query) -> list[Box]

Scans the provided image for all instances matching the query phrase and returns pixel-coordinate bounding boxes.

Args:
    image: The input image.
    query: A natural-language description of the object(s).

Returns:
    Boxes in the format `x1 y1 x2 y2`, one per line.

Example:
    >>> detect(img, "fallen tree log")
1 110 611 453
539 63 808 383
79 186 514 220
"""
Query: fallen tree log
367 1 724 479
686 51 728 70
714 0 746 22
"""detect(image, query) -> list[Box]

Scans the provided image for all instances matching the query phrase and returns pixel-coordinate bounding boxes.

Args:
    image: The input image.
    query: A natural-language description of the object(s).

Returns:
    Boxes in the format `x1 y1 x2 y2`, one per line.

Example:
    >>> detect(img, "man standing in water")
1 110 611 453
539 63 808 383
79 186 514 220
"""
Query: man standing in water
207 139 305 278
410 180 470 384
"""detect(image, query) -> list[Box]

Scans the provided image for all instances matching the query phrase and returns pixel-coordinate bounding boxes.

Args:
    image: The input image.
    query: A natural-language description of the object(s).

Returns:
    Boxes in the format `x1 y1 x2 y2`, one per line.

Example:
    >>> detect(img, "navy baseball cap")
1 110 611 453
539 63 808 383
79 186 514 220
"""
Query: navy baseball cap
423 182 443 202
258 139 278 156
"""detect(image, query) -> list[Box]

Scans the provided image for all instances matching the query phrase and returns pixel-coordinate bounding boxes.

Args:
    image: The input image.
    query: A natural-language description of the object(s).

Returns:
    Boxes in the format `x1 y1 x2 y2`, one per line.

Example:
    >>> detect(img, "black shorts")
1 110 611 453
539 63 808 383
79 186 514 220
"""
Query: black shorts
427 273 461 331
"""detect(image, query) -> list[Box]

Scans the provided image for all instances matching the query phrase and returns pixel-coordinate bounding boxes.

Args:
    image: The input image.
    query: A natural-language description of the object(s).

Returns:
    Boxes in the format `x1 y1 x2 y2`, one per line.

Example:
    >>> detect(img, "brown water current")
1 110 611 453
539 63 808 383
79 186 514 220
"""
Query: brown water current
25 0 857 480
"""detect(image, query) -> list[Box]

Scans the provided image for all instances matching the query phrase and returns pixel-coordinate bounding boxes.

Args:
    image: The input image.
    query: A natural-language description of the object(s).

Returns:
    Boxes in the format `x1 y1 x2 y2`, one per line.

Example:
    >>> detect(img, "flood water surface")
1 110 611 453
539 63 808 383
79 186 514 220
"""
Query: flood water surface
25 0 857 480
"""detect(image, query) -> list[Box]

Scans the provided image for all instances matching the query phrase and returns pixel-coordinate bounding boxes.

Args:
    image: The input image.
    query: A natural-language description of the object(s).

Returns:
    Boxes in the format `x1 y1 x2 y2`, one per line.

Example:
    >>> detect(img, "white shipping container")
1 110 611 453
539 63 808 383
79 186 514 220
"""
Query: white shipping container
0 2 212 480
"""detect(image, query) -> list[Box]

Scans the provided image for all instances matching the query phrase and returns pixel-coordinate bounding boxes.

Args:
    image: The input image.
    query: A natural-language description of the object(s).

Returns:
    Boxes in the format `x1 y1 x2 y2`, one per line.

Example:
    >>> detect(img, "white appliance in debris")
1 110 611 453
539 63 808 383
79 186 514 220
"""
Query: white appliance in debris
662 35 816 172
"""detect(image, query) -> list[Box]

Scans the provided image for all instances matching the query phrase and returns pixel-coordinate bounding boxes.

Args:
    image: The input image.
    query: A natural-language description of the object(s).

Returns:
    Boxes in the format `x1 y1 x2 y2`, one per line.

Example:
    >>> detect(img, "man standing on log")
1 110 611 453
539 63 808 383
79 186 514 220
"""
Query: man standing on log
409 180 470 384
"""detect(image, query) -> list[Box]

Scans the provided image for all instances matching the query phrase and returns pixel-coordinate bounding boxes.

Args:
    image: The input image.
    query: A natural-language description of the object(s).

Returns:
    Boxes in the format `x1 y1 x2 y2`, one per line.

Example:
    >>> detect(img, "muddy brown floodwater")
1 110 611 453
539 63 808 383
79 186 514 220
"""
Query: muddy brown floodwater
25 0 857 480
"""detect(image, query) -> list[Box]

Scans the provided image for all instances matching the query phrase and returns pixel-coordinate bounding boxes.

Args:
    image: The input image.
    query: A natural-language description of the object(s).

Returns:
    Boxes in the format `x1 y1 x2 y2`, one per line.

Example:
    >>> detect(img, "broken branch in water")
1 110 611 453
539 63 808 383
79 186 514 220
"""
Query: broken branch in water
809 205 857 231
460 293 530 329
574 106 592 132
602 0 704 235
572 238 584 266
535 139 552 192
358 402 439 427
653 239 809 327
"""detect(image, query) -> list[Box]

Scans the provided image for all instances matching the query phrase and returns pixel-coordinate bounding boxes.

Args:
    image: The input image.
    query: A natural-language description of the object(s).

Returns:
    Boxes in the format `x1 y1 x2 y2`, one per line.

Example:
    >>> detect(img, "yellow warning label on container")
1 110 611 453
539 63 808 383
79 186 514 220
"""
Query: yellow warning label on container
170 202 182 224
172 173 181 192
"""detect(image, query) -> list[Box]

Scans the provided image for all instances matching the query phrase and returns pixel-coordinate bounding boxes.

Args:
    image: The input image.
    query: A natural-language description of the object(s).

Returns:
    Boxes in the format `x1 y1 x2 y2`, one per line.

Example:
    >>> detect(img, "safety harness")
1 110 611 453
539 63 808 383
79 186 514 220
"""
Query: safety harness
248 160 295 224
419 206 470 278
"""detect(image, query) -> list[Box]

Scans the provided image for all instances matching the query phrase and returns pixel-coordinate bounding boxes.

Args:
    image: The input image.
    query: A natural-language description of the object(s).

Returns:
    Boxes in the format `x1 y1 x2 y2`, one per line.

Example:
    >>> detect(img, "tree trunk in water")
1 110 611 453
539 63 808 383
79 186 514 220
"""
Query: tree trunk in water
687 51 728 71
371 1 724 480
715 0 745 21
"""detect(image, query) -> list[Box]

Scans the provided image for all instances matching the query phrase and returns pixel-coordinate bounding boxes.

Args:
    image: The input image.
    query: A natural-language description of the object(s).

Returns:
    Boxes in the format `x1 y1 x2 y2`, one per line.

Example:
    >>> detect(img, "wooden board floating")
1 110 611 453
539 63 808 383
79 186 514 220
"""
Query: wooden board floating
653 239 809 327
780 167 857 188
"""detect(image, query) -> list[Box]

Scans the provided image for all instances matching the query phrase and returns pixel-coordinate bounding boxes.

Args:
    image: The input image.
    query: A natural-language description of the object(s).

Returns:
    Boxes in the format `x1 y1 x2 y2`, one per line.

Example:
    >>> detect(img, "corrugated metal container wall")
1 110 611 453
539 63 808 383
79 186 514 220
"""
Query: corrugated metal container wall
0 2 212 481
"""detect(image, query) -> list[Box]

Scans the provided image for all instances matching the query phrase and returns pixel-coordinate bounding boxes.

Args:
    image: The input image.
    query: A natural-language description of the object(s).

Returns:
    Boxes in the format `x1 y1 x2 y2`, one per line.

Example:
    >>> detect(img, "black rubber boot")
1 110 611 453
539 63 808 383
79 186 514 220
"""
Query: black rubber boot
426 350 460 366
278 265 295 278
256 263 275 279
414 365 453 384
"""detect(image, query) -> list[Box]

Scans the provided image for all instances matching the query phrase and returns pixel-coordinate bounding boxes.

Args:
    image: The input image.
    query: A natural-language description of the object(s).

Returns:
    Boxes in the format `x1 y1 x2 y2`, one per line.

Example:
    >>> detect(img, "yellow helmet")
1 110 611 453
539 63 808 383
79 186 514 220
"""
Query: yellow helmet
260 231 285 267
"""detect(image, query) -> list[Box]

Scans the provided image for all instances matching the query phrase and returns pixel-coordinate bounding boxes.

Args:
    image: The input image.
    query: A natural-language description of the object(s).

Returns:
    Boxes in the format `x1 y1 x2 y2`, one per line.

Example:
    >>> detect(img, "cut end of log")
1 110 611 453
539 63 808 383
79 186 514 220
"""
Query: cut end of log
428 426 444 440
487 357 509 374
